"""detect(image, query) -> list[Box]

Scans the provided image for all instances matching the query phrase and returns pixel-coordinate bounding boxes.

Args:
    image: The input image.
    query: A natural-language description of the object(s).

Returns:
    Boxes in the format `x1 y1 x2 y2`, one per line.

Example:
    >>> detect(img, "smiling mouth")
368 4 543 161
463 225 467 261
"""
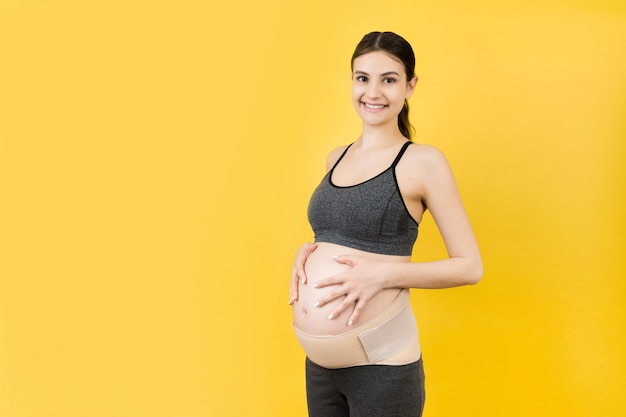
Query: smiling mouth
362 102 388 110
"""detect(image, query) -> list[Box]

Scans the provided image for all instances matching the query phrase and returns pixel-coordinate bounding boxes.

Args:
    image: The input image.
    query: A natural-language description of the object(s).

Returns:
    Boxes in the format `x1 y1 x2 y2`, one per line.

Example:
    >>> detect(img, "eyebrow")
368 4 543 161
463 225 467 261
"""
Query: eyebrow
354 70 401 77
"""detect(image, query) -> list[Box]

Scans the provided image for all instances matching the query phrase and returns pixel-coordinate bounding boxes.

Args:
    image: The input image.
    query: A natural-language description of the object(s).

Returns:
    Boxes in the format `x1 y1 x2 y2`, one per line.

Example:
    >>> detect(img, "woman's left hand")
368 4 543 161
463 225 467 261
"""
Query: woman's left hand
314 255 388 326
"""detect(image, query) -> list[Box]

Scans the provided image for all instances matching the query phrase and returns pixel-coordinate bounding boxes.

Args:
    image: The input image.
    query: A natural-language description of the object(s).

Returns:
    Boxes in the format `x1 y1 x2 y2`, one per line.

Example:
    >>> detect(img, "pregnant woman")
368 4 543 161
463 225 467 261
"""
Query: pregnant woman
289 31 483 417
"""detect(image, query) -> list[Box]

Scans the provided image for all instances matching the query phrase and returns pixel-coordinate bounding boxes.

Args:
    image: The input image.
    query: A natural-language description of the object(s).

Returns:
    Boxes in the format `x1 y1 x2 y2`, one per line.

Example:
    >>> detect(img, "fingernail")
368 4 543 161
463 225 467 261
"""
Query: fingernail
348 320 354 326
332 255 339 259
328 314 334 320
314 302 320 307
313 283 318 288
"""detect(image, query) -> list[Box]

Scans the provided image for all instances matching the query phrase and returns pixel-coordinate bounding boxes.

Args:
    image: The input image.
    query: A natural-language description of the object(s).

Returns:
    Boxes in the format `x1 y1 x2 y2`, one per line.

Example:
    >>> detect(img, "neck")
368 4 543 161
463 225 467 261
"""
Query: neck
357 122 408 149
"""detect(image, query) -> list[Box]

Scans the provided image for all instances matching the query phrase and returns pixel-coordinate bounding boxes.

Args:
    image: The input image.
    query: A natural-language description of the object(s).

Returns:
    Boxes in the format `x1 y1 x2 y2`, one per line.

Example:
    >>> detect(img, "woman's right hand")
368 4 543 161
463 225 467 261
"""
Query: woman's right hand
289 242 318 305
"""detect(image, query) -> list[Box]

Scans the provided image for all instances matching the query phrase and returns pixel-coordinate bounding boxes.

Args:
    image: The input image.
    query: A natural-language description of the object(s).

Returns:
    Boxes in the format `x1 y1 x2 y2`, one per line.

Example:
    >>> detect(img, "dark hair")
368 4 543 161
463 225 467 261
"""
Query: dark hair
351 32 416 140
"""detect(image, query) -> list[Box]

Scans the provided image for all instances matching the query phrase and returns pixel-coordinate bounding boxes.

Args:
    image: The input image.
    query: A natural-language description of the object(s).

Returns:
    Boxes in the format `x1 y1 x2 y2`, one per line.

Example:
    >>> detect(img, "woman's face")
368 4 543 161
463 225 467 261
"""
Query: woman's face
351 51 417 129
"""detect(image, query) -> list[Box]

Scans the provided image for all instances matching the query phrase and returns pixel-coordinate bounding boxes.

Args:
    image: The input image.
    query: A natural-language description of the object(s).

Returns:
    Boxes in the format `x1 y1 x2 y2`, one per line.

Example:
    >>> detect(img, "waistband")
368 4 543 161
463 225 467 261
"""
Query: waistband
293 288 420 368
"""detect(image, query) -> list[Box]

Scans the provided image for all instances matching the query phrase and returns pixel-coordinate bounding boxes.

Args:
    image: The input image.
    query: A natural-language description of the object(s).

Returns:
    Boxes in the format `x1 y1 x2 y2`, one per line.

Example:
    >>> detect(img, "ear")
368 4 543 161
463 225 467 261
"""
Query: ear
405 76 418 99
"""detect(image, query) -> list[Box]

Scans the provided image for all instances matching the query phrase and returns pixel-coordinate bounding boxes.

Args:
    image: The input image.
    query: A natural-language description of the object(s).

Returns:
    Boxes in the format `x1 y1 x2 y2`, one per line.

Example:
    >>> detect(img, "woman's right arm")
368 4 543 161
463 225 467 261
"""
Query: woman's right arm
289 145 347 304
289 242 318 304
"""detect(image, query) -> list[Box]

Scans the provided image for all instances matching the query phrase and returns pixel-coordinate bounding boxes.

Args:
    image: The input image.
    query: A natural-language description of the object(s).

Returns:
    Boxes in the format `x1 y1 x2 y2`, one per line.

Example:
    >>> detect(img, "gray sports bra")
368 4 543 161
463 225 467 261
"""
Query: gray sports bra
307 141 419 256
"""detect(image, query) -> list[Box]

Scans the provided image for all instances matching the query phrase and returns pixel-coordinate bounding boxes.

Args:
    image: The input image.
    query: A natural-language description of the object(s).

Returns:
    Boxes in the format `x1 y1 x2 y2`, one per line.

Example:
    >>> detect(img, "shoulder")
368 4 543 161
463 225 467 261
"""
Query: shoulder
398 143 456 193
401 143 461 204
403 143 450 169
325 144 350 171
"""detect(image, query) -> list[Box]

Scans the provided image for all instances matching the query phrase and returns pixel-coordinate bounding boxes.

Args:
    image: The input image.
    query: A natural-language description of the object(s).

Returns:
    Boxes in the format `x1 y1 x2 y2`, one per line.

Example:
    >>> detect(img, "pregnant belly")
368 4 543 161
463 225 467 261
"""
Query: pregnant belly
292 242 407 336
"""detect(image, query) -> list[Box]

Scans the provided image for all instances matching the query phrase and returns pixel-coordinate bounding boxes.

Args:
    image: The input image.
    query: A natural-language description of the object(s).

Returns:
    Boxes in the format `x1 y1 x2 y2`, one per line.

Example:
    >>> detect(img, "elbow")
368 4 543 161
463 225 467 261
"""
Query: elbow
464 259 483 285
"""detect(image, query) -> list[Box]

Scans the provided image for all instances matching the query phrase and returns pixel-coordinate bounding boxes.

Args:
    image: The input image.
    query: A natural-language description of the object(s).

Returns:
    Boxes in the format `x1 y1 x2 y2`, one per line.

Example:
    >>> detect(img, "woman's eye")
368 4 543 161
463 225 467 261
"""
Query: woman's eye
383 77 397 84
356 75 368 82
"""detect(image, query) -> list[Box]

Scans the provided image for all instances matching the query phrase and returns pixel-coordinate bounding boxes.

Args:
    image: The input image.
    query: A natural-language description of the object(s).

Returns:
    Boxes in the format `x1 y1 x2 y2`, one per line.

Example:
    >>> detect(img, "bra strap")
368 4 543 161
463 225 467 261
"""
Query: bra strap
329 143 353 172
391 141 413 168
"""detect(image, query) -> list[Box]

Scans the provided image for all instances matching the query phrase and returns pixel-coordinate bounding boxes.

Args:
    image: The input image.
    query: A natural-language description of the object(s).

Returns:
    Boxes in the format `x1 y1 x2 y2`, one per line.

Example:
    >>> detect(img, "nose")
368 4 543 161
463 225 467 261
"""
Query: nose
366 81 381 99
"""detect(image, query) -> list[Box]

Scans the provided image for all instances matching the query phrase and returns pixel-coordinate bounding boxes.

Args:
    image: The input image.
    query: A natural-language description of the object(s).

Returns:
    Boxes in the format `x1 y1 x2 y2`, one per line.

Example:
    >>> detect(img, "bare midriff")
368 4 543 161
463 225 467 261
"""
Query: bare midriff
293 242 411 336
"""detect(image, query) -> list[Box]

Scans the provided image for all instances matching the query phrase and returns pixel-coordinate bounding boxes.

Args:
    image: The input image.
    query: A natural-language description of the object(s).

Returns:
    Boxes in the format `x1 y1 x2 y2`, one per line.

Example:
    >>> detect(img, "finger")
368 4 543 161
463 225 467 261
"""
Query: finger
315 287 349 309
291 243 318 304
289 268 299 304
313 275 340 289
296 246 313 285
305 242 318 255
301 242 317 259
296 265 307 285
347 298 367 326
332 255 355 267
326 295 358 322
289 287 298 304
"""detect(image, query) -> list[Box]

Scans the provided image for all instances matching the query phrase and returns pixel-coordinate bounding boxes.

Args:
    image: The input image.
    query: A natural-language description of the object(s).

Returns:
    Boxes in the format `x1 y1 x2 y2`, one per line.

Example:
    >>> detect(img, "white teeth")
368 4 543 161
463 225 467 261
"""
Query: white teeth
364 103 385 109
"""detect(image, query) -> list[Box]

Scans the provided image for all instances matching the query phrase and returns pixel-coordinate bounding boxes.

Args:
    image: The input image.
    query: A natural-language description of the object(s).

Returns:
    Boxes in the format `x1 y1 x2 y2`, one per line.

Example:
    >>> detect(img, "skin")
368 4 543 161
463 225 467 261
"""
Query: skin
289 51 483 328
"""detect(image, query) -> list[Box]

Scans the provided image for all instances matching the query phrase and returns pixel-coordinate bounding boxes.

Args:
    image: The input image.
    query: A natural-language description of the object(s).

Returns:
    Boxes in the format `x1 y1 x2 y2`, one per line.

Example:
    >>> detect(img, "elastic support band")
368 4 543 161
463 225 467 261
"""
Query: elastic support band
358 301 418 363
293 289 420 368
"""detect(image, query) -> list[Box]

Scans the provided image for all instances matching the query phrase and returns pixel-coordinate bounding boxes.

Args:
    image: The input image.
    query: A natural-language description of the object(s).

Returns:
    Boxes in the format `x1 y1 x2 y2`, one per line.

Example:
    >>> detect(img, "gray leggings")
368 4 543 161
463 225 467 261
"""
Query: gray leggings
305 357 425 417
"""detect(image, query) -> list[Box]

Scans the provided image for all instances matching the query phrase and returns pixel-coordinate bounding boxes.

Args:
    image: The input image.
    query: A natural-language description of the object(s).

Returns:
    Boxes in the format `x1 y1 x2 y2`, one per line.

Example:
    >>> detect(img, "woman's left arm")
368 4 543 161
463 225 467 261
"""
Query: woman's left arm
315 145 483 324
390 144 483 288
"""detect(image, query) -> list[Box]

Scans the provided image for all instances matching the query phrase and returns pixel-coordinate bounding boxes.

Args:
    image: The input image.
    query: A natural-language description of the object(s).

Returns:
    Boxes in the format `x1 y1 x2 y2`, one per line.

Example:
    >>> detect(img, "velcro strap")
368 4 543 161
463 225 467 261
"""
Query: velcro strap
358 302 417 363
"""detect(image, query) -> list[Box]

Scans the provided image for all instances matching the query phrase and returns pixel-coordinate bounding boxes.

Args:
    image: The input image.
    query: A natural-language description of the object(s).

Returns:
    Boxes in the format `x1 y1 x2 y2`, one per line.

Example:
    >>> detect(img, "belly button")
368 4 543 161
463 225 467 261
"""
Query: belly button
301 306 308 316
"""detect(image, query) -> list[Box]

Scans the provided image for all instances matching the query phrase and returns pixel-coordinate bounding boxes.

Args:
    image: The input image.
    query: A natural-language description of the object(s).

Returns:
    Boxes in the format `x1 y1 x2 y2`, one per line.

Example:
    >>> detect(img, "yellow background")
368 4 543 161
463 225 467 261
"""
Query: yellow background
1 0 625 416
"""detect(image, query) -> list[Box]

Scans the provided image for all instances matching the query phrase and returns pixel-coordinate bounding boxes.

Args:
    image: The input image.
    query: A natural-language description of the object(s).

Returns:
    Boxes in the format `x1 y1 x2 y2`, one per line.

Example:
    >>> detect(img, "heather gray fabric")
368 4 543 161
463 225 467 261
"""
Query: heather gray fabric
307 141 418 256
305 357 425 417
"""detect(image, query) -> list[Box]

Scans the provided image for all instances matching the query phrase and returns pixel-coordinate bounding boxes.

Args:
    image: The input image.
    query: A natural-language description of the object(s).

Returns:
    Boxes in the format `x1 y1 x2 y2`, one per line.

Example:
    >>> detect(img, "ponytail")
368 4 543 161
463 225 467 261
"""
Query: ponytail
398 100 414 140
